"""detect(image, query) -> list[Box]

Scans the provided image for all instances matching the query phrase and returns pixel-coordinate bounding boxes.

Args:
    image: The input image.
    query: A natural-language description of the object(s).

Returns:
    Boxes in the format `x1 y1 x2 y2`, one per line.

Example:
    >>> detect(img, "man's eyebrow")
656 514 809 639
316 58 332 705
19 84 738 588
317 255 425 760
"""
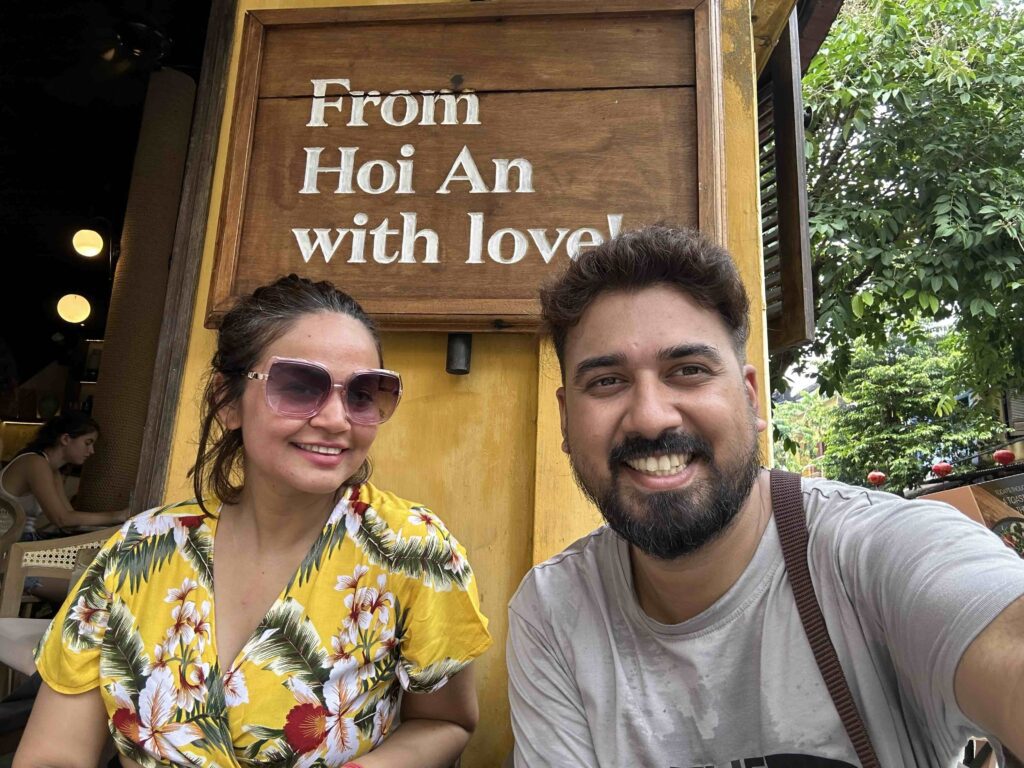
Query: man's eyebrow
572 353 627 384
659 343 724 363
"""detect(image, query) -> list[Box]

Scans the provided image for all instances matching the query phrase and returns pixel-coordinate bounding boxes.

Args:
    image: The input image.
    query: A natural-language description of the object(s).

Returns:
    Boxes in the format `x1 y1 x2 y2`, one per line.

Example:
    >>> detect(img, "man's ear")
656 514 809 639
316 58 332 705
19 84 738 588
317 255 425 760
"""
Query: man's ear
742 364 768 434
556 386 569 454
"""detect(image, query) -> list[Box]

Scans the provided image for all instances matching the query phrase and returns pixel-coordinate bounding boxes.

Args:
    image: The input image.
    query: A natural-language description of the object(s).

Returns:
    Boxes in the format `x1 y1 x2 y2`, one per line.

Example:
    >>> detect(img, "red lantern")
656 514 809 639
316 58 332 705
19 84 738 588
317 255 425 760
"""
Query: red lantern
931 461 953 478
867 470 887 487
994 449 1016 466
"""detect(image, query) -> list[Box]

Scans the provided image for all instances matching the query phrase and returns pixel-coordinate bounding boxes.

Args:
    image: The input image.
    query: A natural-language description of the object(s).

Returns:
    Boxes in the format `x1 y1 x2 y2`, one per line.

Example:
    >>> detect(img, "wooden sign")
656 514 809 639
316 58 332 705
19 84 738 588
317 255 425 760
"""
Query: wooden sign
208 0 725 330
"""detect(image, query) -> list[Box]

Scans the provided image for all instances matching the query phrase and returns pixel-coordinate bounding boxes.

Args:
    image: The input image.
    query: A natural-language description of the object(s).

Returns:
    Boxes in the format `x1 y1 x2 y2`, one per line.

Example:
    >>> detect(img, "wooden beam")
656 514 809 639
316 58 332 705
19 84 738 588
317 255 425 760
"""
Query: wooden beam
752 0 796 76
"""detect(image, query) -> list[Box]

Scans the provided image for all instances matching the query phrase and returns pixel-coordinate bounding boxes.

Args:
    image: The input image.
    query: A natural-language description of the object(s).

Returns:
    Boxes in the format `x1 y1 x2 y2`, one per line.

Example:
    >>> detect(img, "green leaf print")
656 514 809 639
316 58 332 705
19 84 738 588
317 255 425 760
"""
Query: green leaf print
189 711 235 758
242 598 329 687
405 657 467 695
204 661 226 713
109 729 157 767
239 739 293 766
180 525 214 591
353 698 378 739
352 509 394 566
99 600 149 696
115 527 178 593
289 515 348 591
388 532 472 591
61 546 114 651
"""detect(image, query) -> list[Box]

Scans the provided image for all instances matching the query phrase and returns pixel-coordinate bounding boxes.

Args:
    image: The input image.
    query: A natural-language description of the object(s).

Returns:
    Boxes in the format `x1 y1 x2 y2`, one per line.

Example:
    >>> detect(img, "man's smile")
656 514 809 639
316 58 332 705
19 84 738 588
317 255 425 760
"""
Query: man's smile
622 452 691 477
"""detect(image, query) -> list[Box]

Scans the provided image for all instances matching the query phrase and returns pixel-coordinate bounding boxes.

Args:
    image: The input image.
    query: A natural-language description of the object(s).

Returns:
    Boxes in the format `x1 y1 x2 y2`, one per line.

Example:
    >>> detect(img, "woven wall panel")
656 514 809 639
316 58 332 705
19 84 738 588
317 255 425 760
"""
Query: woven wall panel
77 69 196 512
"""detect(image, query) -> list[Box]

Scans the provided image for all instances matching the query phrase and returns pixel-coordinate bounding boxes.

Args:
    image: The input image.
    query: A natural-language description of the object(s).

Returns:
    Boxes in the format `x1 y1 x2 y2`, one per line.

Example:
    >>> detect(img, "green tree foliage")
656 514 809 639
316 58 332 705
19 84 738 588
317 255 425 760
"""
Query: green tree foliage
773 390 836 474
795 0 1024 396
817 331 1003 492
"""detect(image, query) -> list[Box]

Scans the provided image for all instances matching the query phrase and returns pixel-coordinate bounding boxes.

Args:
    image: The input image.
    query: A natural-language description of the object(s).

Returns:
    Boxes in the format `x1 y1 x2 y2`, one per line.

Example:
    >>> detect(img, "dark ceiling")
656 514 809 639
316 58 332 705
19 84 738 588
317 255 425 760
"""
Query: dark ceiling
0 0 210 389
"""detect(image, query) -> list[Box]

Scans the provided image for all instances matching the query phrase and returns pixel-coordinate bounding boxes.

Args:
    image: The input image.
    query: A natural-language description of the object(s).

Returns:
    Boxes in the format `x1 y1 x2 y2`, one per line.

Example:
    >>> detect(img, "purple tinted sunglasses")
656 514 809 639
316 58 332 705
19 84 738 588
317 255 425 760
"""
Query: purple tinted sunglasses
246 357 402 425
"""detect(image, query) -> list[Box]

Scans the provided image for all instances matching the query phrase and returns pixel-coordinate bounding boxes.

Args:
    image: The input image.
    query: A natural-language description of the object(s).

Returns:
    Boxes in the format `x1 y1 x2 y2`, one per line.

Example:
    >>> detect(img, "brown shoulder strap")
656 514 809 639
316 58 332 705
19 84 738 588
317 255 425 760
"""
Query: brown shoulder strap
769 468 881 768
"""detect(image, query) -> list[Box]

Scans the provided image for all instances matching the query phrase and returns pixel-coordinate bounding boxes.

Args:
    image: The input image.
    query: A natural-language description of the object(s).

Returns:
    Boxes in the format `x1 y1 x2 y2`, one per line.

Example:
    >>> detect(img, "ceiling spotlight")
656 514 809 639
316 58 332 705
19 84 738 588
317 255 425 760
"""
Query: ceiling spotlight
57 294 92 324
73 229 104 257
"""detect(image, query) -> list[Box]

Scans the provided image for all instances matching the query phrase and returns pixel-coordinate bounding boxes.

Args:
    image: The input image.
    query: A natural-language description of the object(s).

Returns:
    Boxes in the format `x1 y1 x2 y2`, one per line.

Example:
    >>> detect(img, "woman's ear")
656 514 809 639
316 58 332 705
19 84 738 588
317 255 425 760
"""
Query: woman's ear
215 374 243 431
58 433 72 447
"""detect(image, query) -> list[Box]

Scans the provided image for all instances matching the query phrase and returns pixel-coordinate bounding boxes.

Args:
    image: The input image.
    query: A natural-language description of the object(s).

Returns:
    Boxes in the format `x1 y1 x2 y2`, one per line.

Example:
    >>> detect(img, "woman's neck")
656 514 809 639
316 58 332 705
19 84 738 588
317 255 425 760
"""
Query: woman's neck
41 447 65 471
229 481 338 552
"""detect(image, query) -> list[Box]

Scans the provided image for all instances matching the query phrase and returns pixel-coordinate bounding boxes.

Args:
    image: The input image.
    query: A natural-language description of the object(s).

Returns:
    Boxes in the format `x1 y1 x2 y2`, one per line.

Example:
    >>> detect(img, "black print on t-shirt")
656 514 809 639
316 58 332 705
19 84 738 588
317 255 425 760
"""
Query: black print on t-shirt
684 755 857 768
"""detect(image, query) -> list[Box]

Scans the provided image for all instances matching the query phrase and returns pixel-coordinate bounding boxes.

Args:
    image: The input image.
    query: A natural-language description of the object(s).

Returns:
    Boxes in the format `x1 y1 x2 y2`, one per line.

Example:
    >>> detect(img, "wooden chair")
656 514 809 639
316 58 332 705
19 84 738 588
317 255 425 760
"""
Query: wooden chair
0 496 27 590
0 526 117 695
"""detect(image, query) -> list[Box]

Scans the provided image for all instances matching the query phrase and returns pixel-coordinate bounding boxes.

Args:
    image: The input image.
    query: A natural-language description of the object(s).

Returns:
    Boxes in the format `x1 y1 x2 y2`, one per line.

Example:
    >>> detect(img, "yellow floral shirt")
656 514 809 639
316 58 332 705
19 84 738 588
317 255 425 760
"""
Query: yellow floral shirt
36 482 491 767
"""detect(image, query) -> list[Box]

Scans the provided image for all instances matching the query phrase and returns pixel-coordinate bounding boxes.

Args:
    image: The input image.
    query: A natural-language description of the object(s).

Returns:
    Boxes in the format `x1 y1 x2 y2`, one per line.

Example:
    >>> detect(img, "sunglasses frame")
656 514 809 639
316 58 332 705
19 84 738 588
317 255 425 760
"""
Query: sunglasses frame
245 356 403 424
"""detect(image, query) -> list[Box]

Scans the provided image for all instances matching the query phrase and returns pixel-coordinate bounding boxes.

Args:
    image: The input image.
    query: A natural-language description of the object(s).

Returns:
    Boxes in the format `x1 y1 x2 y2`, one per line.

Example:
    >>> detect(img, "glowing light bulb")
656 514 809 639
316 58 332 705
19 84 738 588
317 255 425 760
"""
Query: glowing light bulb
73 229 104 257
57 294 91 324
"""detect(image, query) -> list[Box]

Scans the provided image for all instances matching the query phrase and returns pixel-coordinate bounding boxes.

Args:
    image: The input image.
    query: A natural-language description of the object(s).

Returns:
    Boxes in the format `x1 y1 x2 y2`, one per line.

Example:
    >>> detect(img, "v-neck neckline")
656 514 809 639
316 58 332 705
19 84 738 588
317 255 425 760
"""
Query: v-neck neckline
205 498 341 673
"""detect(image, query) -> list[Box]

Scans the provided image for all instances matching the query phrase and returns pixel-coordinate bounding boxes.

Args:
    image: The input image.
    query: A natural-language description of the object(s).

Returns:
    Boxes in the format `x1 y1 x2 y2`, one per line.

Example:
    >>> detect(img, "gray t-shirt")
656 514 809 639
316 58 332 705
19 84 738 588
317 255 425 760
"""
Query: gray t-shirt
508 477 1024 767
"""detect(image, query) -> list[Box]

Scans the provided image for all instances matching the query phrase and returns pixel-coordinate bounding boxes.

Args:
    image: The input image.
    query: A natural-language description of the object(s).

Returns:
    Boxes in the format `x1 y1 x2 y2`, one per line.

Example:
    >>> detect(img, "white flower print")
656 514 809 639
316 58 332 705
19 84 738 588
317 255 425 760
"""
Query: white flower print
372 627 398 663
133 512 177 538
407 507 441 537
222 665 249 707
322 659 366 767
325 634 353 670
166 602 196 646
342 588 374 644
175 660 210 713
371 695 397 746
365 575 393 627
335 564 369 592
151 641 172 670
443 541 467 576
68 596 109 639
190 600 212 653
137 667 202 764
165 578 198 604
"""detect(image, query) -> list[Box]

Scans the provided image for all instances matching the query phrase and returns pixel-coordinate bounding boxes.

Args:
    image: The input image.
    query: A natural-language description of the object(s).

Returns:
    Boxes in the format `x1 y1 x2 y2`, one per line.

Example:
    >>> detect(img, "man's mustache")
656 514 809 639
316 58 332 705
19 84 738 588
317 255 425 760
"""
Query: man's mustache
608 431 714 469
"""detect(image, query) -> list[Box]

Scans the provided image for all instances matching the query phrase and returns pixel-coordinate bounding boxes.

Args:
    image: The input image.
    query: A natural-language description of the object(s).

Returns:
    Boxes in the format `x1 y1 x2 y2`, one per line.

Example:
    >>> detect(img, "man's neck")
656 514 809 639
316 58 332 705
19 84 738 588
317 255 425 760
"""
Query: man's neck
629 468 772 625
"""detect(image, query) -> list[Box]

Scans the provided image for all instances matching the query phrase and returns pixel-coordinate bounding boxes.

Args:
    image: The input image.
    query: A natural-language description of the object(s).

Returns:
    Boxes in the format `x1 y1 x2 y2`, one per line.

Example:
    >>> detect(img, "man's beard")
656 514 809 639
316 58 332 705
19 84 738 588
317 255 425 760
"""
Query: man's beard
570 428 761 560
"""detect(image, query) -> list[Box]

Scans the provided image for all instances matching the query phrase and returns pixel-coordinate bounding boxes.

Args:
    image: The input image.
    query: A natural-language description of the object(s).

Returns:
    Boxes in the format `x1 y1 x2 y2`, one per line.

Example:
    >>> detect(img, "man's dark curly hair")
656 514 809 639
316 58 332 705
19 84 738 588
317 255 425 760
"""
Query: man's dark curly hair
540 225 750 380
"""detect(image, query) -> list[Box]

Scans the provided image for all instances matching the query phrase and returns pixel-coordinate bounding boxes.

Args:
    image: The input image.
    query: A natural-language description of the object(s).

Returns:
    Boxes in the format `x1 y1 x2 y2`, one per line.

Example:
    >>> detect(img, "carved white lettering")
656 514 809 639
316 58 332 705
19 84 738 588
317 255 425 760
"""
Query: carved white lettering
381 90 418 127
300 147 356 194
436 146 490 194
492 158 534 193
371 218 400 264
528 228 571 264
400 212 439 264
307 80 479 127
307 78 350 127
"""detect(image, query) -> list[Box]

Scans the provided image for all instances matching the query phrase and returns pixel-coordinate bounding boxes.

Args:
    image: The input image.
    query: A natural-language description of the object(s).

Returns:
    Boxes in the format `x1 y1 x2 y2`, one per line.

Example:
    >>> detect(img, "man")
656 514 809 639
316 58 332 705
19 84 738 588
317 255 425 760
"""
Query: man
507 226 1024 767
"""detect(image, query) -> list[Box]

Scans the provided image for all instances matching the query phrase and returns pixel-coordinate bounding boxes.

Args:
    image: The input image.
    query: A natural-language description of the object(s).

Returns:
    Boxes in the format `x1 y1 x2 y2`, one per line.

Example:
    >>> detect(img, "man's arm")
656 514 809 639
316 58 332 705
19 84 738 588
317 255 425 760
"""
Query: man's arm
507 607 598 768
955 594 1024 759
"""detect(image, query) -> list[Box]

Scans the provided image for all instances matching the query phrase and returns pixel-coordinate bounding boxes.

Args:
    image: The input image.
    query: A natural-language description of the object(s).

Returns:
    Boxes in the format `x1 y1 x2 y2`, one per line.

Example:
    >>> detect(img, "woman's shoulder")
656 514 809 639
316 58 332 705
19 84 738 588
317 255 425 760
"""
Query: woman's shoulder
123 498 215 540
341 482 474 591
356 482 453 536
8 450 51 477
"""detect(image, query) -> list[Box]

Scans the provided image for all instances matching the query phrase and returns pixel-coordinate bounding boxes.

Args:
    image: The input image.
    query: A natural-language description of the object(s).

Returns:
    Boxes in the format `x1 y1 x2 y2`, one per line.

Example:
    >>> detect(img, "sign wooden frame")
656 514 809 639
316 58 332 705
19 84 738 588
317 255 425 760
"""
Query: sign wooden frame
207 0 726 330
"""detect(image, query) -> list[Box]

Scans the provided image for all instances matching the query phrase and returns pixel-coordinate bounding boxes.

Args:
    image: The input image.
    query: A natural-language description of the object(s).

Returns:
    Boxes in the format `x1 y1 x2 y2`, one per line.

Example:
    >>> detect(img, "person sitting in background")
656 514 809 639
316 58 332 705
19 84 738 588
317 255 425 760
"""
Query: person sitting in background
0 411 128 539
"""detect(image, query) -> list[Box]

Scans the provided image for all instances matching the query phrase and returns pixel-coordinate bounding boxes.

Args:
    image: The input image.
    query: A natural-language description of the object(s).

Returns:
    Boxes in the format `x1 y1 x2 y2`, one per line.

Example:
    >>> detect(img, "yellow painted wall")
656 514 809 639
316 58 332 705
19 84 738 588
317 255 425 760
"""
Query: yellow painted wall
162 0 776 764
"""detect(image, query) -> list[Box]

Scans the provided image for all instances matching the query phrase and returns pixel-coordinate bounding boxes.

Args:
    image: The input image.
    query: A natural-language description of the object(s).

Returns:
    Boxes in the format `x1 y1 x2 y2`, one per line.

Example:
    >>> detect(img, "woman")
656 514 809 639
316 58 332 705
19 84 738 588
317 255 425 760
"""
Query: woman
0 411 128 539
17 276 491 768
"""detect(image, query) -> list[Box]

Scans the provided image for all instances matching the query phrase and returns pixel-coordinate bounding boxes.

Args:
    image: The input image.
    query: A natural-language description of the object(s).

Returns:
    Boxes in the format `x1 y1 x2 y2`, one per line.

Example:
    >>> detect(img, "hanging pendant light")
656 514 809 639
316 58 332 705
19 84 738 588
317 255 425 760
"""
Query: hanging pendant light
57 294 92 323
73 228 104 257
